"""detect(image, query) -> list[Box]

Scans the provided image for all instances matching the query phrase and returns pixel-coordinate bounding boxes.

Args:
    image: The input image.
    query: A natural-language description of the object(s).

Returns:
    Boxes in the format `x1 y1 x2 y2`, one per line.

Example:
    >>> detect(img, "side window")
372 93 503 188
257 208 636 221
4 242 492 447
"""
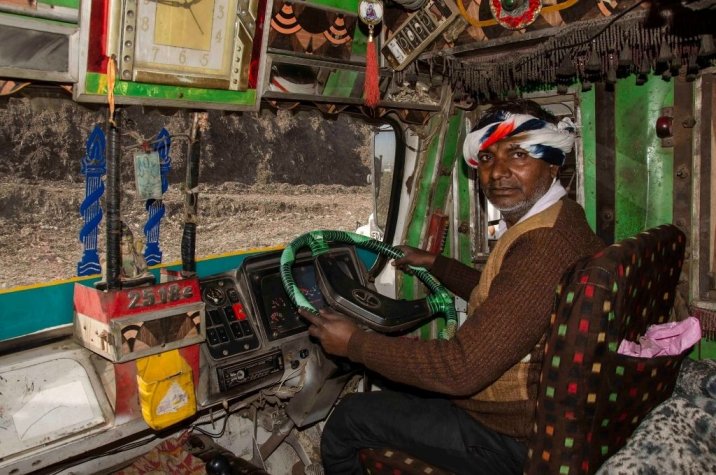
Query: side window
372 124 397 241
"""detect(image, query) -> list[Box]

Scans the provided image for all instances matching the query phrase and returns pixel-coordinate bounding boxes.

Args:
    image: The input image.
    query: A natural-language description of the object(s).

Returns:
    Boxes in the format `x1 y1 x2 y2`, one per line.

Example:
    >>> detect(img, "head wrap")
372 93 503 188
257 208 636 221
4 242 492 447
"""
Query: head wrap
463 112 576 168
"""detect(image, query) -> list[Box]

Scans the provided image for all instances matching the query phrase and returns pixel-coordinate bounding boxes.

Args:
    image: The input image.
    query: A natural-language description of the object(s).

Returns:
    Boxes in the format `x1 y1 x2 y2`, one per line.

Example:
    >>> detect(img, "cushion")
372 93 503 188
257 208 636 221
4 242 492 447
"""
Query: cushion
596 358 716 474
525 225 689 475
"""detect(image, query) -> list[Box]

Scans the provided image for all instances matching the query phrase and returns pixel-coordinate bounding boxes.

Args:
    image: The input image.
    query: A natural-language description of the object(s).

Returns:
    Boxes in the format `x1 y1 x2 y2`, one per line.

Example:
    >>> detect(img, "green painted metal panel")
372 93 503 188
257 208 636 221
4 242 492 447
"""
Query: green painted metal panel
85 73 257 106
322 70 360 97
402 116 443 303
614 79 674 240
432 112 462 214
0 279 90 342
310 0 360 11
423 111 463 337
580 88 598 232
401 117 442 339
43 0 78 8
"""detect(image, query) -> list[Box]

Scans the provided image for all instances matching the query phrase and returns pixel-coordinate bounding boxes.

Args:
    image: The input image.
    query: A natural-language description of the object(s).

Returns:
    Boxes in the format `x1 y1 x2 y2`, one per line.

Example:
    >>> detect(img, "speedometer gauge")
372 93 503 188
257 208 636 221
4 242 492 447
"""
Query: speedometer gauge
202 286 226 306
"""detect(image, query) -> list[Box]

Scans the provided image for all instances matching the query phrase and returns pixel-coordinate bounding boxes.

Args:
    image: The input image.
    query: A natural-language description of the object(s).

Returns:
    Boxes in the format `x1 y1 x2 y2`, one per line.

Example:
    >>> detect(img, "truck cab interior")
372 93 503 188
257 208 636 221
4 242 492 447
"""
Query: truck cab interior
0 0 715 474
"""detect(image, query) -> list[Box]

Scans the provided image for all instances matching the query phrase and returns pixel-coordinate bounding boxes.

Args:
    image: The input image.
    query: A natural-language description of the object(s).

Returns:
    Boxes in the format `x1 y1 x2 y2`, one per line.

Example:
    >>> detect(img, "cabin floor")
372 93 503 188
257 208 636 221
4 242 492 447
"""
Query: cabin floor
0 178 371 288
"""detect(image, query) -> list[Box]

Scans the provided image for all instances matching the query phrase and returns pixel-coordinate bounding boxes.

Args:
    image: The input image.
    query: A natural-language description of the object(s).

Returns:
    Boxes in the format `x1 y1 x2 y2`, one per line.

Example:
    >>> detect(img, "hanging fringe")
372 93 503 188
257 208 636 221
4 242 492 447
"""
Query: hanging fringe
107 55 117 127
692 306 716 341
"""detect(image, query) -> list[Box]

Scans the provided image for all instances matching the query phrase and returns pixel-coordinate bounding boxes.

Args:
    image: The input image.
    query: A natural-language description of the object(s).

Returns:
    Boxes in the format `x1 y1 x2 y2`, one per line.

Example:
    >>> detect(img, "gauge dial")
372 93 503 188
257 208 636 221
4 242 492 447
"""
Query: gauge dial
202 286 226 306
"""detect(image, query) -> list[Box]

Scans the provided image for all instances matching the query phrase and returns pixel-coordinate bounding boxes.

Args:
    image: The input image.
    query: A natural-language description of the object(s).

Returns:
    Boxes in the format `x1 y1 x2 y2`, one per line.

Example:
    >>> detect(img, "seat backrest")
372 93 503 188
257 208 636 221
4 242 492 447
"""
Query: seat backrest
525 224 689 475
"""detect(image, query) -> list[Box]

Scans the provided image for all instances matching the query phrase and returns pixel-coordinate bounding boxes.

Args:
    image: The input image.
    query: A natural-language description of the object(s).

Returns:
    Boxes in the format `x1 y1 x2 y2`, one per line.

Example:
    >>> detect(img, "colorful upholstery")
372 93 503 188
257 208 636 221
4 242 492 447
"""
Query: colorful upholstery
360 225 690 475
359 448 453 474
525 224 689 474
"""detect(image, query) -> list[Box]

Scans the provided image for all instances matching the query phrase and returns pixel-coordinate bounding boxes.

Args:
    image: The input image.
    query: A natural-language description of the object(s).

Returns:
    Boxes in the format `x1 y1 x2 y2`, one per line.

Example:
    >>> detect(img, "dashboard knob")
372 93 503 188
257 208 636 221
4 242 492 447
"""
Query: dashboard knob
206 454 232 475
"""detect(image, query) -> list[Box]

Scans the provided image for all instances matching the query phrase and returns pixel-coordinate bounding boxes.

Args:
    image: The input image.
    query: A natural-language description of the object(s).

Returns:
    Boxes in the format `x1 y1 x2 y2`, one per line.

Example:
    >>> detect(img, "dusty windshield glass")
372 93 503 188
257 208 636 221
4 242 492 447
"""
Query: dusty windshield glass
0 94 377 288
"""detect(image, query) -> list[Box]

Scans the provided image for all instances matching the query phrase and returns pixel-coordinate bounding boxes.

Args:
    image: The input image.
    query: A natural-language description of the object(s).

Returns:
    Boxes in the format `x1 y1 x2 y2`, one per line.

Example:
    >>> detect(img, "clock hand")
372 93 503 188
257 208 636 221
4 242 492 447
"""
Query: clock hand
173 0 206 36
146 0 205 35
186 4 205 35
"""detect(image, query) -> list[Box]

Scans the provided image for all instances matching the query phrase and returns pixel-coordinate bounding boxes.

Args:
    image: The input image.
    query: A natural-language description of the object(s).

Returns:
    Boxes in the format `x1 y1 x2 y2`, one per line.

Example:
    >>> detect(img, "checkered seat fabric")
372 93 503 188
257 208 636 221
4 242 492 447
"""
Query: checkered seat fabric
525 224 689 475
359 448 453 475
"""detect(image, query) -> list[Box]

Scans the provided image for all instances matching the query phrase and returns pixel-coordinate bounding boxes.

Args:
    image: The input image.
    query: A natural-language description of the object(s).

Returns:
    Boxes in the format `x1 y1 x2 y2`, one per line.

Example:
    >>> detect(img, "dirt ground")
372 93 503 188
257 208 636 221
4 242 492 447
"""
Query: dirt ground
0 179 372 289
0 93 375 289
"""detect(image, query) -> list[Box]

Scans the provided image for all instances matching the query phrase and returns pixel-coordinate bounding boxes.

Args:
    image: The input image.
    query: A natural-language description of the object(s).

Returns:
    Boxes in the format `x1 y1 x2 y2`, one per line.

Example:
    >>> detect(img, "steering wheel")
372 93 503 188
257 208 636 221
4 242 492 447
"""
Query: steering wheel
280 230 457 339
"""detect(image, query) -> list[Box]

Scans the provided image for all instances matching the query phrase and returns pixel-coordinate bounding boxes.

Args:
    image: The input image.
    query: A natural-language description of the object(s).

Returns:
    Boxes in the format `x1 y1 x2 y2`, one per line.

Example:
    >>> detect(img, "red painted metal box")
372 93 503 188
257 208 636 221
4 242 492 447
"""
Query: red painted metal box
73 279 205 362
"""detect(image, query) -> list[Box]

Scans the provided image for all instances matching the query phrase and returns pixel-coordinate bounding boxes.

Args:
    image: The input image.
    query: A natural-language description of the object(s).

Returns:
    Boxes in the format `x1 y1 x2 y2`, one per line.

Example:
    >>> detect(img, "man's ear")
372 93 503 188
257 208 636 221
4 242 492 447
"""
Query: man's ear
550 165 560 179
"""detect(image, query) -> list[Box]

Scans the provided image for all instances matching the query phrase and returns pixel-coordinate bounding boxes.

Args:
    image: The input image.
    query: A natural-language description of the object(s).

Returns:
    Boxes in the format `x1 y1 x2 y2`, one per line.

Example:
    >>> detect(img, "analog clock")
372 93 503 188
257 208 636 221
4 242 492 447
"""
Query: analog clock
118 0 259 90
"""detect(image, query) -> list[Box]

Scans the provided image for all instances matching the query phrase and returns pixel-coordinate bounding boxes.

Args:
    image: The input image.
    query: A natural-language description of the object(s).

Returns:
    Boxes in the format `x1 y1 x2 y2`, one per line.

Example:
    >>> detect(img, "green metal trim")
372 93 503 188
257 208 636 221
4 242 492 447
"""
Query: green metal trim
322 70 360 97
580 88 598 232
402 118 443 299
614 80 674 240
432 112 462 216
423 111 462 336
85 72 257 105
42 0 78 8
309 0 360 10
0 10 76 26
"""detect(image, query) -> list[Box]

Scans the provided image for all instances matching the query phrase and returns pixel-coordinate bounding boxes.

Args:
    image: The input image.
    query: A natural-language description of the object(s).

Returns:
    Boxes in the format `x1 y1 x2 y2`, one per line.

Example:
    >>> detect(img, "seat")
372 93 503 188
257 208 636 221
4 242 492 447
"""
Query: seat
525 223 689 474
360 224 691 475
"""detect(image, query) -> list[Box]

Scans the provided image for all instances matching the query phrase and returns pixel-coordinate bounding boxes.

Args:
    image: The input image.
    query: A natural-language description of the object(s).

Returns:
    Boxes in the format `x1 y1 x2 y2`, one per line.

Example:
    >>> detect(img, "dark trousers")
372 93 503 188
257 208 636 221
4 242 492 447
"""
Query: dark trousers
321 389 527 475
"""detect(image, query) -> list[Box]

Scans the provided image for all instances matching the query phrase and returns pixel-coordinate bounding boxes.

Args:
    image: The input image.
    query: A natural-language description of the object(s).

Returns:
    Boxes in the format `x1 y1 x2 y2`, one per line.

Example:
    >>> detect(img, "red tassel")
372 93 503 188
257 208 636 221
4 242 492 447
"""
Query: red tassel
364 36 380 108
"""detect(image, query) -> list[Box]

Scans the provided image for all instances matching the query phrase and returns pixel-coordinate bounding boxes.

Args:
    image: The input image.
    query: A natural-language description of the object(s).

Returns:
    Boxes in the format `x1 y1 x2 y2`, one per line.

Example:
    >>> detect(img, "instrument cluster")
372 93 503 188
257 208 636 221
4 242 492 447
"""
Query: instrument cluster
197 247 364 426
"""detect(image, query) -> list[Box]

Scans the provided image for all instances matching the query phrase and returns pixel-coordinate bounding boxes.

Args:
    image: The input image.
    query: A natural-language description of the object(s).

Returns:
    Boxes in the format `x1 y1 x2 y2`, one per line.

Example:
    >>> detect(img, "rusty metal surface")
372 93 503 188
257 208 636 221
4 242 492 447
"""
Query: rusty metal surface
595 82 616 245
673 77 695 297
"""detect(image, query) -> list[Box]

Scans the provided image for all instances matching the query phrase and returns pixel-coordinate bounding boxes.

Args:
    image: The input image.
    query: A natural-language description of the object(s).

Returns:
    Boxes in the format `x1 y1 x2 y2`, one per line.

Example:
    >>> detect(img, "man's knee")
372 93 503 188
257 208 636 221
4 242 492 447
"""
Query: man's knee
323 393 367 442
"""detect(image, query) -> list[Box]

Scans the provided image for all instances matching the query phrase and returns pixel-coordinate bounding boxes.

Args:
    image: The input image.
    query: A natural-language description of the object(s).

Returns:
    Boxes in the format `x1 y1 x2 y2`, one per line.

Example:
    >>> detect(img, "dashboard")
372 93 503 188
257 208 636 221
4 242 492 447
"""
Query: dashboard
197 246 365 426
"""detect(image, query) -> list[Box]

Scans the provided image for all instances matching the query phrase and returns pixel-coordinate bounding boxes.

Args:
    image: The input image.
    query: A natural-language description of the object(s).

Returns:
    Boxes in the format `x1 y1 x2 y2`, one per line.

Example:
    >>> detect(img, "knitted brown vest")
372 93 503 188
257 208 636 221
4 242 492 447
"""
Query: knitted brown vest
468 201 563 402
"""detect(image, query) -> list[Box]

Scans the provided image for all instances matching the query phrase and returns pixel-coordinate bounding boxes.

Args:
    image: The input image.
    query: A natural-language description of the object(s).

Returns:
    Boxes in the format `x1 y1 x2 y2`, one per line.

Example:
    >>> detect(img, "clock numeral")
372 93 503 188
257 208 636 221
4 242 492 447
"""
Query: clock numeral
217 5 225 19
179 50 187 64
215 29 223 44
201 54 209 66
140 16 150 32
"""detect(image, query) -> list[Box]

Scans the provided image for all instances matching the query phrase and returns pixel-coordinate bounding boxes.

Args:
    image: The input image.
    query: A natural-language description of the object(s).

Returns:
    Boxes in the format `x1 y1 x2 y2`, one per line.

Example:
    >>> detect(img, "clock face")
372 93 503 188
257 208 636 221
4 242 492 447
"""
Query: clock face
120 0 257 90
135 0 230 73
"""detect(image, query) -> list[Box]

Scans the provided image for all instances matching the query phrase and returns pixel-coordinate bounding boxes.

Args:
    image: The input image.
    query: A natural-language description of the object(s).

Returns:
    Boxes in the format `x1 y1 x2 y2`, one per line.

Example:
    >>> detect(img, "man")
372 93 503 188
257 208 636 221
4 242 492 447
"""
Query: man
300 100 604 474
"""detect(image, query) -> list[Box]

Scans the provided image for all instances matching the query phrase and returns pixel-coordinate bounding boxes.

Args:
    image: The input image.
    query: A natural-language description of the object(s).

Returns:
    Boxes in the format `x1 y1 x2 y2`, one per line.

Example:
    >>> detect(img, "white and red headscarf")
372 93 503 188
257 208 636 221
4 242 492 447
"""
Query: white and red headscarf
463 112 576 168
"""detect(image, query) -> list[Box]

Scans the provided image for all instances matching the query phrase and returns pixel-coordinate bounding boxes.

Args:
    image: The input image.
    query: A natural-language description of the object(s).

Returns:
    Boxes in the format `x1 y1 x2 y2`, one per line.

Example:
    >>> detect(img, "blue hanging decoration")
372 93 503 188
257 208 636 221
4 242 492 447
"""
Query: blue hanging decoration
77 125 107 276
143 128 172 265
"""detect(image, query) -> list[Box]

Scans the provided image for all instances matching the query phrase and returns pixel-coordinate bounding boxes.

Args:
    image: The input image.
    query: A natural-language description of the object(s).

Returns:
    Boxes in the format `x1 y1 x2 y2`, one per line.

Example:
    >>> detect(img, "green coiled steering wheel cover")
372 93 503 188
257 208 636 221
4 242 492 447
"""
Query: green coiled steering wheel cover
279 230 457 339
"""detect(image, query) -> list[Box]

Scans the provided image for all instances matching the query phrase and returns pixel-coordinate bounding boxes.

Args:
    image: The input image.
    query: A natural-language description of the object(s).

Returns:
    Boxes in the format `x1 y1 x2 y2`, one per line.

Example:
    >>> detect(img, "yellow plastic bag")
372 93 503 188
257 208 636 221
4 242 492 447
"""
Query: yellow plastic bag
136 349 196 430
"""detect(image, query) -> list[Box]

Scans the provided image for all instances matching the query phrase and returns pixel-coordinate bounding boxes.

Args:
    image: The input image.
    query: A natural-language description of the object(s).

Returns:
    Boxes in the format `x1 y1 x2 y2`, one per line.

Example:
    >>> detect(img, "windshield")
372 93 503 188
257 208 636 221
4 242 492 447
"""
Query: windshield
0 94 385 288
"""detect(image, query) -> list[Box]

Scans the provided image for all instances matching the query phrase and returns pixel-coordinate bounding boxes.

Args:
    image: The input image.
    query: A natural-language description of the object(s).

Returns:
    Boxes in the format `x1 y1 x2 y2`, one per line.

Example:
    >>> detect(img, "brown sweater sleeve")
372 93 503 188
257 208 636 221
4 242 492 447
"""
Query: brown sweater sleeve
430 254 481 300
347 228 584 396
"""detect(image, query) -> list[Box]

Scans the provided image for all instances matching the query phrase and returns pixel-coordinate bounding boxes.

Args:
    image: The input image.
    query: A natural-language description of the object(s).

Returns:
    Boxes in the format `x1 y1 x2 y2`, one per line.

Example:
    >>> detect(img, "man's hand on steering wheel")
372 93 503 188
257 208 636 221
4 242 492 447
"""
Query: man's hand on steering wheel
281 230 456 337
299 308 358 357
392 245 438 272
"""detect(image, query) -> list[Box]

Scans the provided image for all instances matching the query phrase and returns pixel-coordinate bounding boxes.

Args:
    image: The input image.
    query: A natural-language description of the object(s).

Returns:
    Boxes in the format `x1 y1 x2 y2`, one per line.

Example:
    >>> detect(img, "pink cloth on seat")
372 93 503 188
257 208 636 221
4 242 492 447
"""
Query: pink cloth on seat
617 317 701 358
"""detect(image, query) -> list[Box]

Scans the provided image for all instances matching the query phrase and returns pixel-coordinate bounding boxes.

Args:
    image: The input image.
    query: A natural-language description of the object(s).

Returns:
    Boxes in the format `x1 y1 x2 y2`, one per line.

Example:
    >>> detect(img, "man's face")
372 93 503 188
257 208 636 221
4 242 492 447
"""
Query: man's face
477 138 559 224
